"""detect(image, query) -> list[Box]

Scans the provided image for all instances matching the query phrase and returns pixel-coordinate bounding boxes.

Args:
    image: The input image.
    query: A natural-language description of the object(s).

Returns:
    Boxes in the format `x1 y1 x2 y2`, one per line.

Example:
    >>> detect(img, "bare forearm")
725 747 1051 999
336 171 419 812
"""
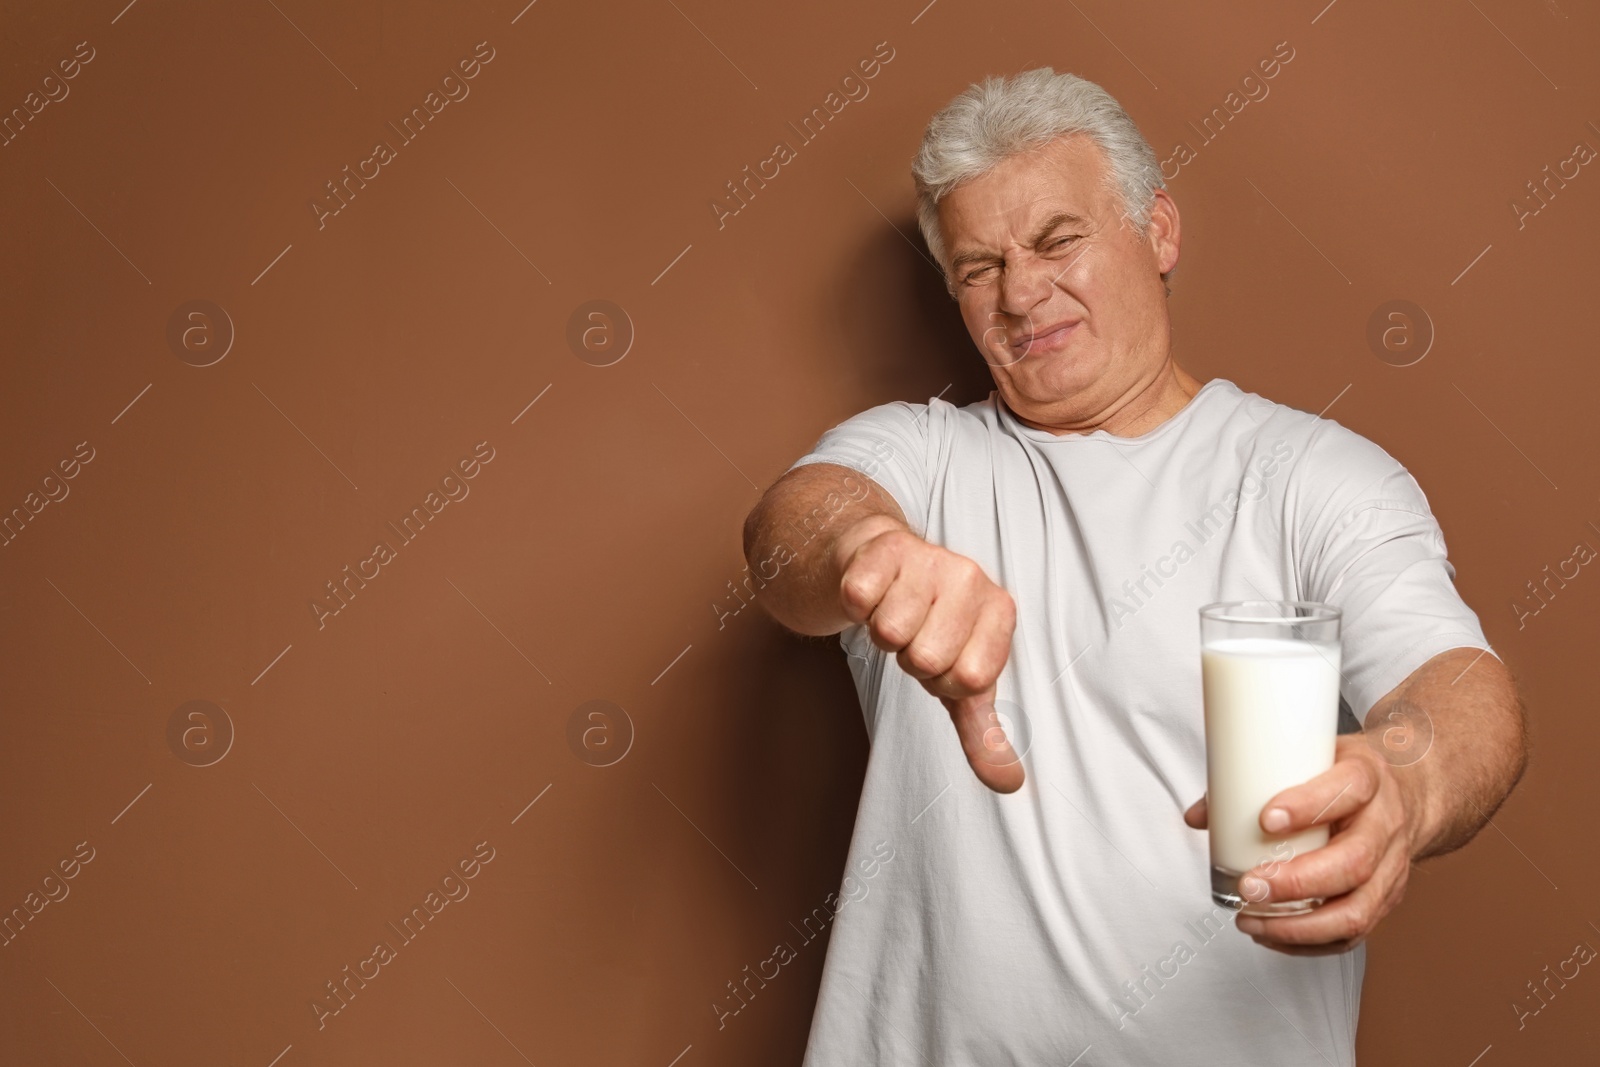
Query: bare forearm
742 463 908 636
1365 647 1529 860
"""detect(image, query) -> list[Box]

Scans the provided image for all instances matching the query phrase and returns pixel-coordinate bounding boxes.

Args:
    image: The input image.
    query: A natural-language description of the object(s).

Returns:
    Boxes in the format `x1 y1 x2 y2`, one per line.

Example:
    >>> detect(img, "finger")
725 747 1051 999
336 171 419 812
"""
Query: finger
942 689 1026 794
1236 844 1408 948
1183 794 1208 830
899 574 986 687
1259 741 1379 834
838 539 904 627
929 594 1021 793
922 591 1014 699
1244 933 1359 957
864 553 936 655
1246 813 1389 905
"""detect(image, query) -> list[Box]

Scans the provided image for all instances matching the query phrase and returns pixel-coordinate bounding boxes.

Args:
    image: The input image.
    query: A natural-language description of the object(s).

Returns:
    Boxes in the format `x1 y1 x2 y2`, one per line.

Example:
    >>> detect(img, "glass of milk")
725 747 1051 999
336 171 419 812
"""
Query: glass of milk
1199 601 1341 915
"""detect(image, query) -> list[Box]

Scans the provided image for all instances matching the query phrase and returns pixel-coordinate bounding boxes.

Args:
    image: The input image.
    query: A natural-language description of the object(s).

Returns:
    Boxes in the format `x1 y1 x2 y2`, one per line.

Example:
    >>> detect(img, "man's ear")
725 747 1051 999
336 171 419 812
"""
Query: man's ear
1145 188 1181 279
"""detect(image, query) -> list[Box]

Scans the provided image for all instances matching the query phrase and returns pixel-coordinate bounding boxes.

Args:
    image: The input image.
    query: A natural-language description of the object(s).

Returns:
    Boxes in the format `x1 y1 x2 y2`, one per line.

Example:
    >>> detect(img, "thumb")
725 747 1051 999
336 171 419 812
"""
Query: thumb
940 688 1026 794
1183 793 1208 830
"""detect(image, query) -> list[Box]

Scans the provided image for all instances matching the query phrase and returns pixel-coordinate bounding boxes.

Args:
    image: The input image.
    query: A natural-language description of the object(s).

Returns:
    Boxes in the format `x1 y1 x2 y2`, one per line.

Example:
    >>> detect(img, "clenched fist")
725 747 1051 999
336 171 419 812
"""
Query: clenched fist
829 514 1024 793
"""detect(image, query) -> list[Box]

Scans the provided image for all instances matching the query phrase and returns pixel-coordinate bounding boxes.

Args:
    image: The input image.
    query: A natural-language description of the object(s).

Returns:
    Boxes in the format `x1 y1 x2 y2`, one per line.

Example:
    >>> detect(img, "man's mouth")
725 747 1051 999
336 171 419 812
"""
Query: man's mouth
1010 320 1080 355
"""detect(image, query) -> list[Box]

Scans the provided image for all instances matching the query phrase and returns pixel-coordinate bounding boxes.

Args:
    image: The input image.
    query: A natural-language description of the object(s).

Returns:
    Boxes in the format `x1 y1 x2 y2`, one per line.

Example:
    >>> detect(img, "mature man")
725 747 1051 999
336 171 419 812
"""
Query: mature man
742 68 1527 1064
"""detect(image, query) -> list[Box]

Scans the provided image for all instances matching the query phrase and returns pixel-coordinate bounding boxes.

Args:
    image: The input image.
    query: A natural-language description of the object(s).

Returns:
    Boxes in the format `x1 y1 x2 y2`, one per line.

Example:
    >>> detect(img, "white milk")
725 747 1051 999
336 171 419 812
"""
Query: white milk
1202 636 1341 874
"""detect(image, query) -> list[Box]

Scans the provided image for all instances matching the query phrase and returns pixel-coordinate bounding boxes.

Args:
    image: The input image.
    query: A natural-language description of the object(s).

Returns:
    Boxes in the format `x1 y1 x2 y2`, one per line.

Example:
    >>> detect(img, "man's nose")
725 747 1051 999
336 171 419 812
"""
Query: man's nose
995 257 1057 319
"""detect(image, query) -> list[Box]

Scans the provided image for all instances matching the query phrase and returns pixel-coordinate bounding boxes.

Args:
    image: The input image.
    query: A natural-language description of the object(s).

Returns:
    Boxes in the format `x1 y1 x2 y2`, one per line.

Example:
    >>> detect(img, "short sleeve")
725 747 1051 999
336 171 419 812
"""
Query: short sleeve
786 400 934 540
1289 422 1497 721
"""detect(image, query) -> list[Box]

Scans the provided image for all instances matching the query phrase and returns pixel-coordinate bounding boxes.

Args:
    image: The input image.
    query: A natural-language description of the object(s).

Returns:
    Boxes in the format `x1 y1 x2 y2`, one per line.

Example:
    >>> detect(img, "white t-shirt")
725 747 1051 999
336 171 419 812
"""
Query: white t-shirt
785 378 1494 1066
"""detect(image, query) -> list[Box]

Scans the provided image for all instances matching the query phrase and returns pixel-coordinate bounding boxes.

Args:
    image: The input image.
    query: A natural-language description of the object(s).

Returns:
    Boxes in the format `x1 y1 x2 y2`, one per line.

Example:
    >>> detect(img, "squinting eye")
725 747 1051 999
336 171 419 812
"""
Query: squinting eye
963 266 996 284
1047 236 1078 251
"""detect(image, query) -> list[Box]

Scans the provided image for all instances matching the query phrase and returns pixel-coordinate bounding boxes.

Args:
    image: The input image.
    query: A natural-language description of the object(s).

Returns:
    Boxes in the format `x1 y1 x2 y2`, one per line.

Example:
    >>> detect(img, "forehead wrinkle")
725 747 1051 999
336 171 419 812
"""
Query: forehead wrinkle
978 189 1065 223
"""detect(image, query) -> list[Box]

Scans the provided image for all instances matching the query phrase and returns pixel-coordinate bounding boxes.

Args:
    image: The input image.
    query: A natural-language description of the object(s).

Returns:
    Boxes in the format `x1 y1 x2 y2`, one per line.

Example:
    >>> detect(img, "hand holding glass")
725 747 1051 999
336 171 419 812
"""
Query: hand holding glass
1200 601 1341 916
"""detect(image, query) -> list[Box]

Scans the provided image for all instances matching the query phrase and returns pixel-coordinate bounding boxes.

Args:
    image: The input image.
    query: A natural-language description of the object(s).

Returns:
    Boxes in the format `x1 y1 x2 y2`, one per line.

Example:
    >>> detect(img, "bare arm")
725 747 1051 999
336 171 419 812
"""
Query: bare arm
741 462 909 637
1363 646 1529 860
1192 645 1531 954
742 461 1024 792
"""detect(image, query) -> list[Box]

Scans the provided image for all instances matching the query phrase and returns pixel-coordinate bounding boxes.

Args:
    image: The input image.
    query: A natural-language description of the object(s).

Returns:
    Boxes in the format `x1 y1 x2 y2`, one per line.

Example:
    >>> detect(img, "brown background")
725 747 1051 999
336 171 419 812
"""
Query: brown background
1 0 1596 1064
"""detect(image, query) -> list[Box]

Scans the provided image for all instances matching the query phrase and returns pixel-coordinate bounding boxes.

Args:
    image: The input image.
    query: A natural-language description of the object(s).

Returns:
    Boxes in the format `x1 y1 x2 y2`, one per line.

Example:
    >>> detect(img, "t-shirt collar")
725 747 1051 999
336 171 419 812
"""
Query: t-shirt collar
994 378 1233 444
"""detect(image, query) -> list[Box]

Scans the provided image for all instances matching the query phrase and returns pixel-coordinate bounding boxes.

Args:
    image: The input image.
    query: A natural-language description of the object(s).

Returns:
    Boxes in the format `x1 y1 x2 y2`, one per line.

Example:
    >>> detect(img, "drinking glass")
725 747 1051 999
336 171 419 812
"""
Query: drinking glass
1199 600 1341 915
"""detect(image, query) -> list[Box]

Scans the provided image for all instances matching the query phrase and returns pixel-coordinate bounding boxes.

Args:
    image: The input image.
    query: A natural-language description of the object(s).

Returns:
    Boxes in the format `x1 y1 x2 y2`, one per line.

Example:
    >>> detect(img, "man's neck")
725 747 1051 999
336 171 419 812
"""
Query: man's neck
1014 362 1208 438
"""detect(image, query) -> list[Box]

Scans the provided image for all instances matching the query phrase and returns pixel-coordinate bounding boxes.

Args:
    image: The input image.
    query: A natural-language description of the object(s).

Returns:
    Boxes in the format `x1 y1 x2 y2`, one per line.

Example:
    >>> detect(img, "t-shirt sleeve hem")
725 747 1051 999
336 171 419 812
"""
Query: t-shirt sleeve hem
1346 630 1499 722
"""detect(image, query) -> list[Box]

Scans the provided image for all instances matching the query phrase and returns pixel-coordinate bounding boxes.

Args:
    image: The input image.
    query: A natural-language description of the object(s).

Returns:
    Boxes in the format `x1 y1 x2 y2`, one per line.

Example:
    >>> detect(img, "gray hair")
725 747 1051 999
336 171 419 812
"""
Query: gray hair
911 67 1168 294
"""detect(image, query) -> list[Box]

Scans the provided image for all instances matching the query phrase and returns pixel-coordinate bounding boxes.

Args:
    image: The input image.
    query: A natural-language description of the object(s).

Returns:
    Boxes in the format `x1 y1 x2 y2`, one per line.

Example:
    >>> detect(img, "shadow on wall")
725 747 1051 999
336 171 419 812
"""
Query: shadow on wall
833 214 996 409
725 619 875 1041
683 209 983 957
709 207 983 892
720 622 870 886
677 219 975 1031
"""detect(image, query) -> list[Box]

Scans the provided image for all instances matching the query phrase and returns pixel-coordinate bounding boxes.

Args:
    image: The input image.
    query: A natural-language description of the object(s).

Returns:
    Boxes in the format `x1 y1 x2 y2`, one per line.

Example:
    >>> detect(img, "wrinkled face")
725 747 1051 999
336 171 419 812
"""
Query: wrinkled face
937 133 1180 428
